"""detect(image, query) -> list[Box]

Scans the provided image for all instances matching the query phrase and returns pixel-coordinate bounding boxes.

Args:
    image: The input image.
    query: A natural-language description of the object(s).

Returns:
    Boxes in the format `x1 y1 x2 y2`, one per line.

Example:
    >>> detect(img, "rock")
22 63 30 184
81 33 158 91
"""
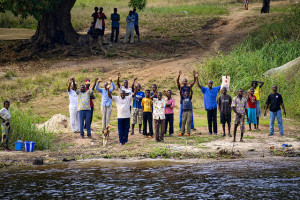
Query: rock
264 56 300 78
36 114 70 132
33 158 44 165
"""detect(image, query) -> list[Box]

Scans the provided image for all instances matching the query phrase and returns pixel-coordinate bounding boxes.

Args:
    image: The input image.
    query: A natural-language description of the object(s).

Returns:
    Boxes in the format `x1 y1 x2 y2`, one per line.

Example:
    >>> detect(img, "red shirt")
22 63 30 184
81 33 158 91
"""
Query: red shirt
97 13 106 26
85 87 94 108
248 95 256 108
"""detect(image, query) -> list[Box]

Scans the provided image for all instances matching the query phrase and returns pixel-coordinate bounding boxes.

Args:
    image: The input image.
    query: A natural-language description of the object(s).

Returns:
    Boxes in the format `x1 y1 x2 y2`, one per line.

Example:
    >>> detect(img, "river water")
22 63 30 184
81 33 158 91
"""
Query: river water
0 159 299 199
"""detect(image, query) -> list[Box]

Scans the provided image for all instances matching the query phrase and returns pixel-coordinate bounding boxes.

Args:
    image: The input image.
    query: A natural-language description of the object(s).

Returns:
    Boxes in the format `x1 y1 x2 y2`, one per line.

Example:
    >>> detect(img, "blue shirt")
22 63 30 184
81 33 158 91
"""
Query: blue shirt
201 86 221 110
111 13 120 28
96 82 115 106
126 15 135 29
132 12 139 26
133 91 145 109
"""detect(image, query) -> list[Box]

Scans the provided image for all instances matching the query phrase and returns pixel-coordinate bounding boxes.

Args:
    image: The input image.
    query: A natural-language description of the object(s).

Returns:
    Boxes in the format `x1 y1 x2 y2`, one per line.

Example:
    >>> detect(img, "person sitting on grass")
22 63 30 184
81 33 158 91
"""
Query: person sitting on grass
107 85 137 145
131 79 145 135
142 90 153 138
95 77 115 133
250 80 264 130
68 78 80 133
0 101 12 152
217 87 232 137
151 91 166 142
264 85 286 136
232 89 248 142
177 70 197 131
117 72 132 96
73 77 97 139
246 88 257 130
180 90 193 137
164 90 175 136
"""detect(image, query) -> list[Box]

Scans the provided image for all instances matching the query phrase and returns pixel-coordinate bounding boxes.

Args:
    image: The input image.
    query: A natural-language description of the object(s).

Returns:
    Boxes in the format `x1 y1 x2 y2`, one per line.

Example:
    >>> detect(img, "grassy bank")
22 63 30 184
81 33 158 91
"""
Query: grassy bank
196 4 300 117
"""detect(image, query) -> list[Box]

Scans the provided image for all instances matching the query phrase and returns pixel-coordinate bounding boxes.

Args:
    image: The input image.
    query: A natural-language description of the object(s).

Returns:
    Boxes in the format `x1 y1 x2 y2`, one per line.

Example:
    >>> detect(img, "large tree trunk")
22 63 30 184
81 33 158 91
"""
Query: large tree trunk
32 0 79 47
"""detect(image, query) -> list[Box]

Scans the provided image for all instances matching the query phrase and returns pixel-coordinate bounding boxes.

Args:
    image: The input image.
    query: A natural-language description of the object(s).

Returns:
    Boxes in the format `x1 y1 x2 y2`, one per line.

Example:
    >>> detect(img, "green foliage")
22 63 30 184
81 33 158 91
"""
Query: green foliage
128 0 147 10
9 107 55 150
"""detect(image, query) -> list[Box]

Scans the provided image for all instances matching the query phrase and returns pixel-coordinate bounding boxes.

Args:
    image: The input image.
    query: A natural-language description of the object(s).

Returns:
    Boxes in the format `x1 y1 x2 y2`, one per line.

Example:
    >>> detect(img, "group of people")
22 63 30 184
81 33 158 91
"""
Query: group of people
67 71 287 145
88 7 140 44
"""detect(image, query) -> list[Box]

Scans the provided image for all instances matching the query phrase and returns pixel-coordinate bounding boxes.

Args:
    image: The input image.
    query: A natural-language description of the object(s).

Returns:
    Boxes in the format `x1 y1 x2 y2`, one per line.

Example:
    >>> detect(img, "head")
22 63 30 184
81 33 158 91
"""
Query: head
85 79 91 89
167 90 172 99
222 87 227 95
129 10 133 16
4 101 10 109
100 7 103 12
208 80 213 89
123 80 128 88
91 22 95 26
251 81 258 88
250 88 254 95
80 85 86 93
182 78 188 86
238 88 243 97
272 85 278 93
133 8 136 13
158 92 162 100
114 8 117 13
137 83 141 91
145 90 150 98
184 91 189 98
120 90 126 99
152 84 157 92
94 7 98 12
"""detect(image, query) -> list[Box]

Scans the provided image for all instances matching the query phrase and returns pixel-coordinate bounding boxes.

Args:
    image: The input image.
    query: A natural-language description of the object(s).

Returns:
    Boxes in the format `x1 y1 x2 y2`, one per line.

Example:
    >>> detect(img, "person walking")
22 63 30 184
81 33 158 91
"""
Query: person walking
110 8 120 43
95 77 115 133
0 101 12 151
217 87 232 137
123 10 135 44
132 8 140 42
68 78 80 133
164 90 175 136
264 85 286 136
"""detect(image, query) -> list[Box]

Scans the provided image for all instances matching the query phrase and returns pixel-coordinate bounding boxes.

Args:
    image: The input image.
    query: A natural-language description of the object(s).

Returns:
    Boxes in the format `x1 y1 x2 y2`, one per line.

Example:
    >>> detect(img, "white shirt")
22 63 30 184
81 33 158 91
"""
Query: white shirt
0 108 11 121
120 86 133 95
68 89 78 108
112 95 133 118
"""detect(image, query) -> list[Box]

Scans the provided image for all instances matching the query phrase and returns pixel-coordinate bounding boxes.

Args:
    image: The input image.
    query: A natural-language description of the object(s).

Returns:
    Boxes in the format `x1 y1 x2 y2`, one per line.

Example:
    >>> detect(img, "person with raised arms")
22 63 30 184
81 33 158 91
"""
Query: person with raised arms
131 78 145 135
117 72 132 96
68 78 80 133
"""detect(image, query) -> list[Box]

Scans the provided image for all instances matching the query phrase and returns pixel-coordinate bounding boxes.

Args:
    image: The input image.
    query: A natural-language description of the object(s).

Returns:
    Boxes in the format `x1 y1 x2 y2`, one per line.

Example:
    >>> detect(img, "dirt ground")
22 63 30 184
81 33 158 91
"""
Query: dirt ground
0 2 299 166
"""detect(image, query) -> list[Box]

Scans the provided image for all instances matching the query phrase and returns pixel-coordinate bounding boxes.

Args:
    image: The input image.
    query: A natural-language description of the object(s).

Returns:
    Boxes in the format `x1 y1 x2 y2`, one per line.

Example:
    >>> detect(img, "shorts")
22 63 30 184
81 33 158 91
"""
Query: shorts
131 108 143 125
256 101 261 117
220 113 231 124
234 114 245 133
134 25 139 35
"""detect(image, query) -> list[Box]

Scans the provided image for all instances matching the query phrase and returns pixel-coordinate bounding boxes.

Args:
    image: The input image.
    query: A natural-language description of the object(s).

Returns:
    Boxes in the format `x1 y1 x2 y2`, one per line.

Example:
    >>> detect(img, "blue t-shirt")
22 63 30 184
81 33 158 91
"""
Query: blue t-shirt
133 91 145 109
111 13 120 28
182 96 192 110
201 86 221 110
132 12 139 26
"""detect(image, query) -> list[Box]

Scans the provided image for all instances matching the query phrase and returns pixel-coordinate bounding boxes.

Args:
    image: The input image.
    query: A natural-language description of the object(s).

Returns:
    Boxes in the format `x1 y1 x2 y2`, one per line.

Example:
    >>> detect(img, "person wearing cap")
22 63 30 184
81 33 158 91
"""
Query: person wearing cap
95 77 115 133
116 72 133 96
84 79 95 130
72 77 97 139
68 78 80 133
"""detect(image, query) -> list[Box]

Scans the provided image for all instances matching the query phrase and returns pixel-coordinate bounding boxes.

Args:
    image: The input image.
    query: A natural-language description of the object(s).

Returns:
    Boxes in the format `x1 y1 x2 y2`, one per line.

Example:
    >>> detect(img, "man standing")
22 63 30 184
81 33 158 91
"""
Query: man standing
68 78 80 133
217 87 232 137
73 78 97 139
108 86 137 145
84 79 95 129
123 10 135 44
251 80 264 130
97 7 107 41
95 77 115 133
264 85 286 136
151 92 166 142
164 90 175 136
132 8 140 42
232 89 248 142
196 75 221 135
131 80 145 135
177 71 196 131
110 8 120 43
117 72 133 96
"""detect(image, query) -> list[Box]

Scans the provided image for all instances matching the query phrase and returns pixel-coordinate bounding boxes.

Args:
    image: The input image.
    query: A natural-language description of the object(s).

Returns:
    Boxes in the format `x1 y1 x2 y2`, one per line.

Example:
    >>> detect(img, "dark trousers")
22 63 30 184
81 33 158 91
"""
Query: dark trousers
110 27 119 42
207 108 218 134
143 112 153 136
84 106 93 128
79 110 92 137
117 118 130 144
155 119 165 141
165 114 174 135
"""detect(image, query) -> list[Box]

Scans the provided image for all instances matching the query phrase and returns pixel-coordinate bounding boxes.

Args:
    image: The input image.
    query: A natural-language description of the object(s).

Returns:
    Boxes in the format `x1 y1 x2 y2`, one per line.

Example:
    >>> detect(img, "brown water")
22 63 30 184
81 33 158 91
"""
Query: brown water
0 159 299 199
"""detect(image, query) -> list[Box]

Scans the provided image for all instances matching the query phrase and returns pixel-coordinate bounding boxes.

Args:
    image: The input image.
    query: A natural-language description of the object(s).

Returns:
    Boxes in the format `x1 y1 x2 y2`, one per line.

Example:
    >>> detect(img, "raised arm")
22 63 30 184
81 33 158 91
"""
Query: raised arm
177 71 182 90
107 87 112 99
108 77 115 93
190 71 197 87
67 78 72 92
196 74 203 89
258 81 265 89
132 85 138 98
72 78 77 91
117 72 121 89
92 77 98 90
132 77 137 91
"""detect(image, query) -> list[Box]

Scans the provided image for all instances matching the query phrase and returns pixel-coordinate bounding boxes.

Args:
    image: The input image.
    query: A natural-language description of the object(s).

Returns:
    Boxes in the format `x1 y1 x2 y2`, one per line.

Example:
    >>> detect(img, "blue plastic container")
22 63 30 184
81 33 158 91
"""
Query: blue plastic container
15 140 23 151
25 141 36 152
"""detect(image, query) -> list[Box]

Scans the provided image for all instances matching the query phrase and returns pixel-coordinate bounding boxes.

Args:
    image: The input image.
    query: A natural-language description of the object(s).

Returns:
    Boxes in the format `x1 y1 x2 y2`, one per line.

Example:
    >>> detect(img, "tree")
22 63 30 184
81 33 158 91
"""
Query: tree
128 0 147 10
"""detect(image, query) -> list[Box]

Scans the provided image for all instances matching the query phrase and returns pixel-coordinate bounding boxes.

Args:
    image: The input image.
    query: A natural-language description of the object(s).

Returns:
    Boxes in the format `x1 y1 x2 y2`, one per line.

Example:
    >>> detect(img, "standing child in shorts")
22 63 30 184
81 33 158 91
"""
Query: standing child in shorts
180 91 193 136
247 88 257 130
141 90 153 138
0 101 12 151
217 87 232 137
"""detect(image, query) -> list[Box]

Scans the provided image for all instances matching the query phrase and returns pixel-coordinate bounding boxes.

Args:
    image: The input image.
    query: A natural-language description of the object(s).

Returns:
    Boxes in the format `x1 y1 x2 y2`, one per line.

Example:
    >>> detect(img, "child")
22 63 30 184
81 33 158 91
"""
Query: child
180 91 193 136
141 90 153 138
247 88 257 130
151 92 166 142
217 87 232 137
164 90 175 136
0 101 12 151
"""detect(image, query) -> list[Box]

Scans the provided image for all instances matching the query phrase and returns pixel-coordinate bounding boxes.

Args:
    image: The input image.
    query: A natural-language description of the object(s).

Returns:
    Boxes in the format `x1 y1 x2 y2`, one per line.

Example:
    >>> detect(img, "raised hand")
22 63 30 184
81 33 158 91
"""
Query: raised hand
134 77 138 82
118 72 121 78
108 77 112 82
193 71 199 78
179 70 182 76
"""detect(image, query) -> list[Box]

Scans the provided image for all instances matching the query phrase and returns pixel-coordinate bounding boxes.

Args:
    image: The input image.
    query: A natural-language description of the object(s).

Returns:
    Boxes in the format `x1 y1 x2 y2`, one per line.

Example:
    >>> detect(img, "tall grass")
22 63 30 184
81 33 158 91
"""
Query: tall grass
9 107 55 150
197 5 300 117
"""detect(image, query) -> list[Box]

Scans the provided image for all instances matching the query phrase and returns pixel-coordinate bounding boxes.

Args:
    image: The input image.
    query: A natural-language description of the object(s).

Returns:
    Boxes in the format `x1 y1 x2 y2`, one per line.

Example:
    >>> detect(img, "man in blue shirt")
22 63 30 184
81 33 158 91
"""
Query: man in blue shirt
197 75 221 135
110 8 120 43
95 77 115 133
131 80 145 135
123 10 135 44
132 8 140 42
